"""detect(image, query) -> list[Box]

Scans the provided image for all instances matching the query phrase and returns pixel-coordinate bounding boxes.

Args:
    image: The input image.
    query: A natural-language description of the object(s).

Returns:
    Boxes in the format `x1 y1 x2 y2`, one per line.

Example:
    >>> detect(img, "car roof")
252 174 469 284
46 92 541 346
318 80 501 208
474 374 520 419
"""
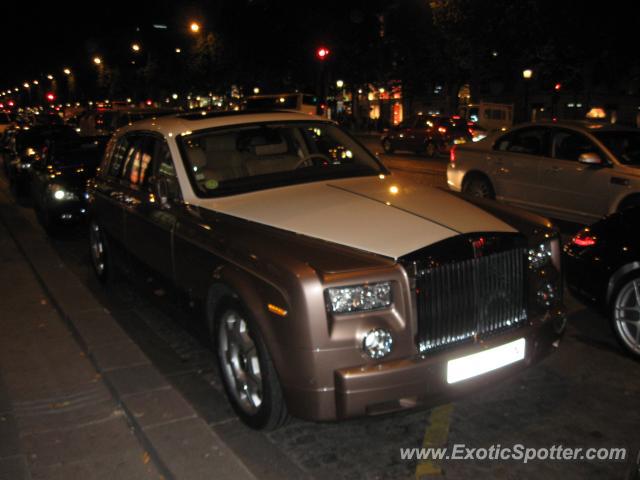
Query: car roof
116 109 328 137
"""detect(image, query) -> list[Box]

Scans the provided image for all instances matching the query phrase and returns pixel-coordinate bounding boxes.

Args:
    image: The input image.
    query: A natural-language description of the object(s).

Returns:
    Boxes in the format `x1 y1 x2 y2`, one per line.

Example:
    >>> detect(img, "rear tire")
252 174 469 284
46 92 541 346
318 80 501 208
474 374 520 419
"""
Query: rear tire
213 298 288 430
89 221 116 284
462 175 495 199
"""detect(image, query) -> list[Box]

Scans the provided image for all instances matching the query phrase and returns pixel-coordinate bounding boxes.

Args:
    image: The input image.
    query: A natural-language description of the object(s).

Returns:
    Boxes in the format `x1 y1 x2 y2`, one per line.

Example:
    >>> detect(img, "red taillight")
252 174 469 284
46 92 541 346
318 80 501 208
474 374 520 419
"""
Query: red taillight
450 145 456 164
572 231 596 247
438 126 447 134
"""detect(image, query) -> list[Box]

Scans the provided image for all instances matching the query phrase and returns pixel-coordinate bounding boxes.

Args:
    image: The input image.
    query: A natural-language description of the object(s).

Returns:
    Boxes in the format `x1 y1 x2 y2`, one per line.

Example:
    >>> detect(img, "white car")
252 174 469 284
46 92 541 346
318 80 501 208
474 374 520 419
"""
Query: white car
447 121 640 224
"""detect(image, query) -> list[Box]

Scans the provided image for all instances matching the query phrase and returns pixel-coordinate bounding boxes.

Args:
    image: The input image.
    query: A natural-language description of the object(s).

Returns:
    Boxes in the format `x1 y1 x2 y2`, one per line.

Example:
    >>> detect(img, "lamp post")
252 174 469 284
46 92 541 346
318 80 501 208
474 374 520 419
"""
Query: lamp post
522 69 532 122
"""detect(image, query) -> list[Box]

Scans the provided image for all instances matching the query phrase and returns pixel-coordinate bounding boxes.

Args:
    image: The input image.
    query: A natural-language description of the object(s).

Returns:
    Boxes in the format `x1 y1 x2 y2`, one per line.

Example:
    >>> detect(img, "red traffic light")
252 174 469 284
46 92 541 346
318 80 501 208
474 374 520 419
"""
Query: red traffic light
554 83 562 91
316 47 330 60
46 92 56 102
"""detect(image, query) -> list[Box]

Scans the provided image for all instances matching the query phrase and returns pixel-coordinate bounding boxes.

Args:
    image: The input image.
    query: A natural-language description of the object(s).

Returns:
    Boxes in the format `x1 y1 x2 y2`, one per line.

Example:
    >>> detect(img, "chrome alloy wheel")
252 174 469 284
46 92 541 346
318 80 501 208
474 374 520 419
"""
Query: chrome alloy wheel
218 310 263 414
89 222 106 276
613 278 640 356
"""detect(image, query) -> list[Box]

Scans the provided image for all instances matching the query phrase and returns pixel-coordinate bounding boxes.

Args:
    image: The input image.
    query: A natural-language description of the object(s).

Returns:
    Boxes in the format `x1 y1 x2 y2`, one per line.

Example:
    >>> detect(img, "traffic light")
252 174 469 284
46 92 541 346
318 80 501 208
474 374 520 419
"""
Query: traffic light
316 47 330 60
46 92 56 102
554 83 562 91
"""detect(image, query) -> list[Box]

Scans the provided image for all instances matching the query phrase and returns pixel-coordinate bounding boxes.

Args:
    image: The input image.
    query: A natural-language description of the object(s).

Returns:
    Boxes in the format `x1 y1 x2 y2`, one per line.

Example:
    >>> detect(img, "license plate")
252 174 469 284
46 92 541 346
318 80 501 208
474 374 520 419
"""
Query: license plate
447 338 526 384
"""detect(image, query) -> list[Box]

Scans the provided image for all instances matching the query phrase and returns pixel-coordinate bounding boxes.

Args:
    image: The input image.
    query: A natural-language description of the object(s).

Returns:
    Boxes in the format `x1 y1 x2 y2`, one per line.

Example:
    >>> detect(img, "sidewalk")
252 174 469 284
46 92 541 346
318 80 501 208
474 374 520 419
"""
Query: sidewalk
0 192 255 480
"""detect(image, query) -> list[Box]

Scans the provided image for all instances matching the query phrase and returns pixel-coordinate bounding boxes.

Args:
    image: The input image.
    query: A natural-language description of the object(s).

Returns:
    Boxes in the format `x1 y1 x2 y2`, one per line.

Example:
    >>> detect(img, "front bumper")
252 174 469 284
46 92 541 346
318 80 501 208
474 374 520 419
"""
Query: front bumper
288 310 564 421
46 197 88 223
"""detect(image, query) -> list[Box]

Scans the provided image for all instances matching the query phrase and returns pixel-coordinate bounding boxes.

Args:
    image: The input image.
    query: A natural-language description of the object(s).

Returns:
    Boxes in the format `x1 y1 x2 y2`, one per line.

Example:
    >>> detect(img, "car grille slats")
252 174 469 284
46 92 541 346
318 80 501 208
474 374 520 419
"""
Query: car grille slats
415 248 527 353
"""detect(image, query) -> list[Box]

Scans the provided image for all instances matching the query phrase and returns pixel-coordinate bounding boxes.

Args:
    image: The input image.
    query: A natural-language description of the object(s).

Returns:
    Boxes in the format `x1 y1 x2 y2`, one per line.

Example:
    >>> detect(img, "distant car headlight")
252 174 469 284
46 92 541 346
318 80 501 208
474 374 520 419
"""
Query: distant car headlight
17 162 32 170
362 328 393 359
48 184 78 201
528 238 560 271
325 281 392 313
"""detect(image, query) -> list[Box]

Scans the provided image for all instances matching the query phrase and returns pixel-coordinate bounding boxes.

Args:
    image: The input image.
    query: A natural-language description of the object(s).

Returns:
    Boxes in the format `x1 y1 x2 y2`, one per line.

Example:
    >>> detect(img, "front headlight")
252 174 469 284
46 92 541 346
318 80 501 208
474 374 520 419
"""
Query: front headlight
49 184 78 201
325 281 392 313
18 162 32 170
528 238 560 271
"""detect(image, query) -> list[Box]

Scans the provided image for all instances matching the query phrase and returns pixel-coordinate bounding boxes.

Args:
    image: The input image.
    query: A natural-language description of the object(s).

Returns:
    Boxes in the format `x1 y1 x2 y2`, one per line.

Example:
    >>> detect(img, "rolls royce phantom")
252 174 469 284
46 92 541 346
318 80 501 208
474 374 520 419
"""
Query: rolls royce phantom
87 111 566 430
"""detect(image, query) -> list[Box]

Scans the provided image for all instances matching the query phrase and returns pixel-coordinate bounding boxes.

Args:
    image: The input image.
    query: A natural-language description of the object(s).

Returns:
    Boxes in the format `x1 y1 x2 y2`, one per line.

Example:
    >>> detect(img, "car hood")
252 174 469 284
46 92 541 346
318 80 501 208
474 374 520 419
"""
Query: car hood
193 175 516 259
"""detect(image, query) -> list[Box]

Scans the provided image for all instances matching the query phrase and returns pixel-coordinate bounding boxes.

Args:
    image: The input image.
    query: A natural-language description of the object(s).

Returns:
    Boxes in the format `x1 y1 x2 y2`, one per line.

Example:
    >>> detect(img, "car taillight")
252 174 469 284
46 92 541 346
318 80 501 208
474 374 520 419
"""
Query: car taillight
438 126 447 134
572 230 597 247
450 146 456 164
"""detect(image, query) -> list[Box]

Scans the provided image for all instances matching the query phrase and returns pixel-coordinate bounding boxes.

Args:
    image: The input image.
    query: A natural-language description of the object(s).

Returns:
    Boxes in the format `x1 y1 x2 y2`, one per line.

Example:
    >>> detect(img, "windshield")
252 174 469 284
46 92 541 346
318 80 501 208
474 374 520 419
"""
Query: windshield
178 122 385 197
594 131 640 165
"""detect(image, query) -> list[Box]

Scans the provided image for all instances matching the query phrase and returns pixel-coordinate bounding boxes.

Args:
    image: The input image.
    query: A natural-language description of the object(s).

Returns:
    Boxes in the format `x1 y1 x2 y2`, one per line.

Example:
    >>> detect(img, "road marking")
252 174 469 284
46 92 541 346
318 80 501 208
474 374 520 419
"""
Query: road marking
415 403 454 478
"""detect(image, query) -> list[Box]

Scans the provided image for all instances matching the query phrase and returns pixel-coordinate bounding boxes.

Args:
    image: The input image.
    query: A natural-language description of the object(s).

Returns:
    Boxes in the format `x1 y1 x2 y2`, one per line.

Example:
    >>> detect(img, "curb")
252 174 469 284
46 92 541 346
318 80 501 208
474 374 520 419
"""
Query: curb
0 194 256 480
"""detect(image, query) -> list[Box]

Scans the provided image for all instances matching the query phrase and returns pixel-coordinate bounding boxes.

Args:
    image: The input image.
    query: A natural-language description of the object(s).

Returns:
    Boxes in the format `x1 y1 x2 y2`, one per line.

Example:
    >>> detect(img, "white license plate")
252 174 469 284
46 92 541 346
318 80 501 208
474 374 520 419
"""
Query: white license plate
447 338 526 384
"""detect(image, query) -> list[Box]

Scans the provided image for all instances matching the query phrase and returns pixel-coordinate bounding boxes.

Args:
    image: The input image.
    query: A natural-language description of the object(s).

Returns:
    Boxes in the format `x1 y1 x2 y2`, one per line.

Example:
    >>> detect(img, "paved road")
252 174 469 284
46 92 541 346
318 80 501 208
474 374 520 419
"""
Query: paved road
1 157 639 479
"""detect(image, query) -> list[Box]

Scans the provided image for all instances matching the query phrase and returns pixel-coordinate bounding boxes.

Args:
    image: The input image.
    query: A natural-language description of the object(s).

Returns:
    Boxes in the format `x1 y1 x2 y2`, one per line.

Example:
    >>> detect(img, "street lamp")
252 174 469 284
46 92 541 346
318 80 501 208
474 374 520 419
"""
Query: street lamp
47 74 54 80
336 79 344 88
175 47 182 53
93 56 102 65
522 69 533 122
253 87 260 94
63 68 71 75
190 22 200 33
131 43 141 52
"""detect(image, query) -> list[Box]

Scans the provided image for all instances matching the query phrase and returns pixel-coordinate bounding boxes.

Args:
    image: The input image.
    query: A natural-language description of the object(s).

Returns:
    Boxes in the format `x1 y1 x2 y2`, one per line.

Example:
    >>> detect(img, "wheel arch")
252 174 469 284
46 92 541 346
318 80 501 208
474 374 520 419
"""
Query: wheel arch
613 192 640 213
606 261 640 305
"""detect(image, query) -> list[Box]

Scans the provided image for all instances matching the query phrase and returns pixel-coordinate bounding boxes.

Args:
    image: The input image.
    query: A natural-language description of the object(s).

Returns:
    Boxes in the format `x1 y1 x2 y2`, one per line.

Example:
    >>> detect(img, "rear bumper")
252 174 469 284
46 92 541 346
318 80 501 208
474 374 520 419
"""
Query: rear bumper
287 310 564 421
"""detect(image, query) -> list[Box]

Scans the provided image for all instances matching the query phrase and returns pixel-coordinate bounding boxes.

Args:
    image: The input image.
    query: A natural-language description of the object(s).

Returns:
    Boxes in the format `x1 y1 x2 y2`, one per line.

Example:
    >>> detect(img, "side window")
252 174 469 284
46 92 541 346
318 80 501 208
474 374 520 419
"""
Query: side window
123 137 154 186
108 136 132 178
494 128 549 156
154 141 181 201
552 130 599 162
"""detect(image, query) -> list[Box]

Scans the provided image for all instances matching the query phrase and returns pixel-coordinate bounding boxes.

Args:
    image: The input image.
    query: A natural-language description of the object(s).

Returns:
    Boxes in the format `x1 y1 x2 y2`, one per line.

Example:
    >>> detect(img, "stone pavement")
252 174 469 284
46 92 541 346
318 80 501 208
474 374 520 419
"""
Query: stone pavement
0 194 255 480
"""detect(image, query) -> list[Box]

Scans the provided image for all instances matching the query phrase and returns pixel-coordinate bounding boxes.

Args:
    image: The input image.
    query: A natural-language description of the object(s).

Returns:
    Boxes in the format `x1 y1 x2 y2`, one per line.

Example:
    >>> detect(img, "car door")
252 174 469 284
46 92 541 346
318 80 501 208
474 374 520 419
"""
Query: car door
91 135 132 250
490 126 550 207
122 134 177 281
533 128 611 222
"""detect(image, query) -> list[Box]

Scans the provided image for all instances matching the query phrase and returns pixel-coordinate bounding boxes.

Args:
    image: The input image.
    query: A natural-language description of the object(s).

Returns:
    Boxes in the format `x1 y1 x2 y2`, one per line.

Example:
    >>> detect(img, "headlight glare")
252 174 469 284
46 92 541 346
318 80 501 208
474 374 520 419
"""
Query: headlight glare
362 328 393 359
326 281 392 313
49 184 78 201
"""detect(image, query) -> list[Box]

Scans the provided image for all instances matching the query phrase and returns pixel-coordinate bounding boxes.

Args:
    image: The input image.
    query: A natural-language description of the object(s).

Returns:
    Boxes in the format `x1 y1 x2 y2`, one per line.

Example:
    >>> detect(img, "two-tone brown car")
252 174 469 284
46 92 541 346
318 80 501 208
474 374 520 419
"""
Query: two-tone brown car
87 110 566 430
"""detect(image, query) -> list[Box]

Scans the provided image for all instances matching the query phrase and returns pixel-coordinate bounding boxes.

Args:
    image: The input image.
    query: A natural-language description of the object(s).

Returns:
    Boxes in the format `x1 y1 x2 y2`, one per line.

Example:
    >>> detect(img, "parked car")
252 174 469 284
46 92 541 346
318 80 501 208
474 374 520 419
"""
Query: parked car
6 124 80 196
381 115 472 157
29 139 106 232
87 110 565 430
448 121 640 224
564 207 640 358
0 111 14 139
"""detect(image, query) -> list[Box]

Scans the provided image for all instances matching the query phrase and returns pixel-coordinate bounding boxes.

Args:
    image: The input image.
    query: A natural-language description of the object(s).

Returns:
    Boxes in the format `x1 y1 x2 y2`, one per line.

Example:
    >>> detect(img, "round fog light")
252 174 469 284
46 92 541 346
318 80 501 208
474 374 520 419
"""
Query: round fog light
362 328 393 359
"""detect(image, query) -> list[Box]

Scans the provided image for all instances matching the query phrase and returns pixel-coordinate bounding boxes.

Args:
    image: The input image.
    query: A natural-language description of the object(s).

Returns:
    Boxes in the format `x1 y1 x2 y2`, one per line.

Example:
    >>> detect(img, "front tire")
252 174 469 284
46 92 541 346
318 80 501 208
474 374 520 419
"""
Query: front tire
462 175 495 199
214 299 288 430
611 276 640 359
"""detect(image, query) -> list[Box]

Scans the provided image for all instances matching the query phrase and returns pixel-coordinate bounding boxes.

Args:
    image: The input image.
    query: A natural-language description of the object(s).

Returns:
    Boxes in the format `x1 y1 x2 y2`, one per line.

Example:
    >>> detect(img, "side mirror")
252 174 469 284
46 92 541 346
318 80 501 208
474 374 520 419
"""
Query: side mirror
578 152 603 166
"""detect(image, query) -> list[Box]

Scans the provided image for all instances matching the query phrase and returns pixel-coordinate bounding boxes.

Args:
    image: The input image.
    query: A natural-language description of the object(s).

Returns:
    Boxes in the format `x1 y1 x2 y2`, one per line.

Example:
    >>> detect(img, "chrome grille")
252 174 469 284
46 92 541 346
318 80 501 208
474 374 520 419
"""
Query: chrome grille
415 248 527 352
